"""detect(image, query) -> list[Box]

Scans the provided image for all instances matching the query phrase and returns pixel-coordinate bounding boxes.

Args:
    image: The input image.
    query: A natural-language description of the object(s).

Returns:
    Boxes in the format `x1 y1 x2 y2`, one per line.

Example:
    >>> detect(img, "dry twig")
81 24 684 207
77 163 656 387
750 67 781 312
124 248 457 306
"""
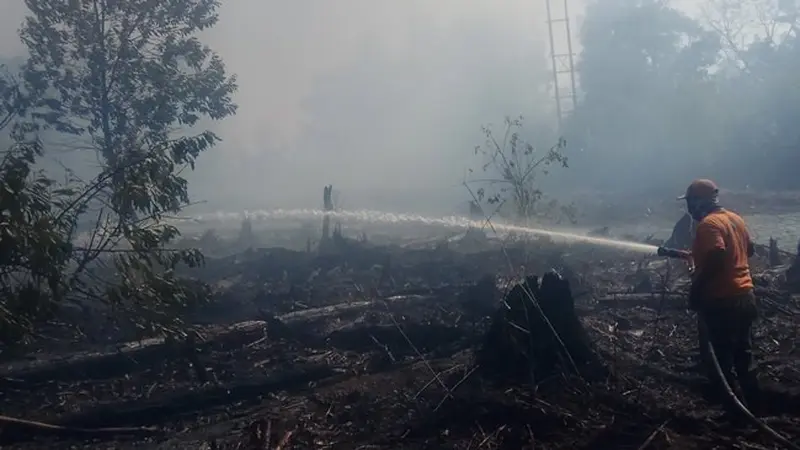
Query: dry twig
636 419 670 450
0 414 162 437
383 307 455 402
434 365 479 411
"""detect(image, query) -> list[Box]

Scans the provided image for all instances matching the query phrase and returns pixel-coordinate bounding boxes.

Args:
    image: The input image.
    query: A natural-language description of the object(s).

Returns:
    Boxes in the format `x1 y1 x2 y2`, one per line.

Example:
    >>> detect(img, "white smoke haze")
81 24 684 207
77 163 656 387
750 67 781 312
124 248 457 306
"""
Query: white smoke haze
191 0 568 213
1 0 796 219
1 0 578 213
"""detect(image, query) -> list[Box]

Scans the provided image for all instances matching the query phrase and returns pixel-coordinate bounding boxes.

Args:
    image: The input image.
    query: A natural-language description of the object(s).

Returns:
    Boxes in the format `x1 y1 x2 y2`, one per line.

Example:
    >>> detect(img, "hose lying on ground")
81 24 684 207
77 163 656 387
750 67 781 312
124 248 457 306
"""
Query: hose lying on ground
700 314 800 450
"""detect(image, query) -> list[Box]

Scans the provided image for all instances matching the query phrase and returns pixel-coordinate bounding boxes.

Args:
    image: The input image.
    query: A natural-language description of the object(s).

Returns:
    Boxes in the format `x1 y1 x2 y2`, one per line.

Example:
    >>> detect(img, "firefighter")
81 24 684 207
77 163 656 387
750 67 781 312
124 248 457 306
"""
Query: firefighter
669 179 761 415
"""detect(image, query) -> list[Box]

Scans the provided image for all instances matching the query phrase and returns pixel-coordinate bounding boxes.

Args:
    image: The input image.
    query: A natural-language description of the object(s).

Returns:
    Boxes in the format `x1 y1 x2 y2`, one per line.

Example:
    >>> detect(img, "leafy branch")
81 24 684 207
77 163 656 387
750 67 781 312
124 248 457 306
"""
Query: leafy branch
467 116 574 225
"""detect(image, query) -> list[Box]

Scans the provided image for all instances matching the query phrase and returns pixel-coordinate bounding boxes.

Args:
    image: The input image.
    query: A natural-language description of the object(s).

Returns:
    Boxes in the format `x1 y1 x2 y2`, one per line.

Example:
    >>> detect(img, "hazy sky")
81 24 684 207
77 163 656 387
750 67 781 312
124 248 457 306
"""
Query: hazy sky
1 0 593 213
1 0 775 214
193 0 583 211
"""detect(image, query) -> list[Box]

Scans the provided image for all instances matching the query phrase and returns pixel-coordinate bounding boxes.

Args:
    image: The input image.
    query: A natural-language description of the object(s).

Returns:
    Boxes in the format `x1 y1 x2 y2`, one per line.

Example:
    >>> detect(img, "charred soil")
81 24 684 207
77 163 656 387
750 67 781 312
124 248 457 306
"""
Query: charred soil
2 236 800 449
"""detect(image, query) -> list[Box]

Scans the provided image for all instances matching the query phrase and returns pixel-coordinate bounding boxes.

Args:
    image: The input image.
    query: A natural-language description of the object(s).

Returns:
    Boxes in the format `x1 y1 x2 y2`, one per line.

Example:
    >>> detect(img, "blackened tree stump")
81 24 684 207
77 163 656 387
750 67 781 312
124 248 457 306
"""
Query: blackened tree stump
478 270 605 382
769 237 782 267
321 185 333 242
786 239 800 293
458 274 501 318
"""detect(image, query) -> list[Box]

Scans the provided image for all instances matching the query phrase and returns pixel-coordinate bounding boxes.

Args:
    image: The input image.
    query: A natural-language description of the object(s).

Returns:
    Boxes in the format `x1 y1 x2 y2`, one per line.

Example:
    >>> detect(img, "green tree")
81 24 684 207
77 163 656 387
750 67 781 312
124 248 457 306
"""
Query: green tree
3 0 237 343
565 0 721 189
699 0 800 188
21 0 237 217
0 66 74 344
569 0 800 191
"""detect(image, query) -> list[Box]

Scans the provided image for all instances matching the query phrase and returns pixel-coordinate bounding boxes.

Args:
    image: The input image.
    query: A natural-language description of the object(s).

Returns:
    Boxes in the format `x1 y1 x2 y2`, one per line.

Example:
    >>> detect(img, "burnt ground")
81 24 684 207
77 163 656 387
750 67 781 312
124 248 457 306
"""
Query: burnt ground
2 233 800 449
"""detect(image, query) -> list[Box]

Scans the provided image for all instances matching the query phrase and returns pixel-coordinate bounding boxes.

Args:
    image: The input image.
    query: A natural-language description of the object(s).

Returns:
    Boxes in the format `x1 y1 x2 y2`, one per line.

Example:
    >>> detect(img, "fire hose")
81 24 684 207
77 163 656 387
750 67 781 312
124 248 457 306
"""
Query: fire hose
699 315 799 450
658 247 799 449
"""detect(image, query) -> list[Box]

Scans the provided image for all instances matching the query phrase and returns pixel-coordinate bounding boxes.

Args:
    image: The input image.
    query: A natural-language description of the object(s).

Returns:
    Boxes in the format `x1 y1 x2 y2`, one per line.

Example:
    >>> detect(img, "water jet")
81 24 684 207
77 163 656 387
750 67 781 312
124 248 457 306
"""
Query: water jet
180 208 660 255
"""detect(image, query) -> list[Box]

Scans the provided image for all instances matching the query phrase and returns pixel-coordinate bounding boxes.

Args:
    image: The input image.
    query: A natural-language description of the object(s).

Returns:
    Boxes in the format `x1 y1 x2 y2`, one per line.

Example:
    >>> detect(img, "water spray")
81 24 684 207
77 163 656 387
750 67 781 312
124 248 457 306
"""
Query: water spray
181 208 660 255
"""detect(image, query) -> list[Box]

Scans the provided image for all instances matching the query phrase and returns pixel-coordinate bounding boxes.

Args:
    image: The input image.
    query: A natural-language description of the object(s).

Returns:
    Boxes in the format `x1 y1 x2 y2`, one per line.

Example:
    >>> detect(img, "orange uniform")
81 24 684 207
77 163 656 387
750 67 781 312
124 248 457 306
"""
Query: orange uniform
675 179 761 414
691 208 754 299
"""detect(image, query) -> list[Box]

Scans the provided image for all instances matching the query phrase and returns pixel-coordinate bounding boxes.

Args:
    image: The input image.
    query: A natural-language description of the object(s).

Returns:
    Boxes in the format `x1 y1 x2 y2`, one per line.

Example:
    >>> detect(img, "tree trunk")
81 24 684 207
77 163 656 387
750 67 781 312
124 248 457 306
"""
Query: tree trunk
786 239 800 293
478 271 605 382
321 185 333 243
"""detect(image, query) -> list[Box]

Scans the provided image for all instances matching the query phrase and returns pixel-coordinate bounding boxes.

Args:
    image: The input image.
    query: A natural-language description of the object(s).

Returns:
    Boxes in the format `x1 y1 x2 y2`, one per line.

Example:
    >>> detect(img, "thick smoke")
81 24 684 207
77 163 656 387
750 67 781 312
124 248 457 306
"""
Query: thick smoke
2 0 798 216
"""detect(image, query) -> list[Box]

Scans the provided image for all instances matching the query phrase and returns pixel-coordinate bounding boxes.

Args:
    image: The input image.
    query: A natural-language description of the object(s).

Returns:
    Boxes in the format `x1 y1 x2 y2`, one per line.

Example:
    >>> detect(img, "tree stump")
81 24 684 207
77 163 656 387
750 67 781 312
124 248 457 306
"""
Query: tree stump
321 185 333 243
458 274 501 318
786 239 800 293
769 237 782 267
237 217 257 249
478 270 605 382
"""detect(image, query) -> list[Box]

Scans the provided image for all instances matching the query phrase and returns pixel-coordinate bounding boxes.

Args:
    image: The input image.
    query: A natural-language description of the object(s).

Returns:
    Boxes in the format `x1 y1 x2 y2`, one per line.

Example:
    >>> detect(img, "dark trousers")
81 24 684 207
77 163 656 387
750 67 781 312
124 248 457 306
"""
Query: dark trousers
697 291 760 412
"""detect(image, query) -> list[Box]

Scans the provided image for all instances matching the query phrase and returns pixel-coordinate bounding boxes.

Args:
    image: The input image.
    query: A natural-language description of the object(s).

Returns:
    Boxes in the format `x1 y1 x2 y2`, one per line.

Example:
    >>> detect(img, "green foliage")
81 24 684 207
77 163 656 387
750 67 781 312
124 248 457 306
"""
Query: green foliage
0 136 214 344
0 0 238 346
20 0 237 219
0 67 74 343
0 66 26 132
0 140 77 343
710 1 800 184
468 116 572 223
567 0 800 189
108 244 210 338
569 0 722 187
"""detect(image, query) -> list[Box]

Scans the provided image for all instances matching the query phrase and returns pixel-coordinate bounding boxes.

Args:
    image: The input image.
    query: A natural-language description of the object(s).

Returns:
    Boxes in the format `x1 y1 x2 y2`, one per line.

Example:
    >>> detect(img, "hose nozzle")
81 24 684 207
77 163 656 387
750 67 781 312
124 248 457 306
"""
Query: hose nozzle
657 246 691 260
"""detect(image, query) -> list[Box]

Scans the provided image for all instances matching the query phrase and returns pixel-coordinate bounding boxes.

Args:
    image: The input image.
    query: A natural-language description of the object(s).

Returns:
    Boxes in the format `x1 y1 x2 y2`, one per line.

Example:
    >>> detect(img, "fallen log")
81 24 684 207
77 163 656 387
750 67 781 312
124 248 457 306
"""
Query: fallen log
0 292 450 385
478 270 606 382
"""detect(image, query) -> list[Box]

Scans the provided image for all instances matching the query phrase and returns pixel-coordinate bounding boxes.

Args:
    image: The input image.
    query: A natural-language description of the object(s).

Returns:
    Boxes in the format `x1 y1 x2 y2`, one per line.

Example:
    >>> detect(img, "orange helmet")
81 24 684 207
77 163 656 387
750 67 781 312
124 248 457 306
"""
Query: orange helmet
678 179 719 201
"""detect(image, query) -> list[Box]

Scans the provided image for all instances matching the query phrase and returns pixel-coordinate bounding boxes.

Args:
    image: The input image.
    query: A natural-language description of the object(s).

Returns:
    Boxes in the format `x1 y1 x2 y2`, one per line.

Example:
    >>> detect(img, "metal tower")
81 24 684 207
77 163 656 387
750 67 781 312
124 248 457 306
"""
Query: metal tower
545 0 578 131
